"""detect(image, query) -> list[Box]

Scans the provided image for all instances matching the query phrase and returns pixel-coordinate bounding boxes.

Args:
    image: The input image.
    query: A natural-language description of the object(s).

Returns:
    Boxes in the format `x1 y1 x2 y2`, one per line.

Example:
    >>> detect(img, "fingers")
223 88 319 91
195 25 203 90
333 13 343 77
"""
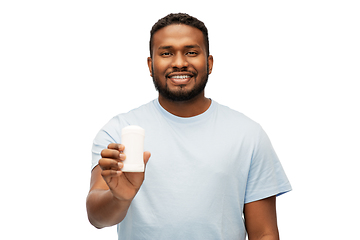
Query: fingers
99 144 151 177
98 157 123 183
101 149 126 161
101 169 122 178
99 143 126 172
98 158 123 170
107 143 125 151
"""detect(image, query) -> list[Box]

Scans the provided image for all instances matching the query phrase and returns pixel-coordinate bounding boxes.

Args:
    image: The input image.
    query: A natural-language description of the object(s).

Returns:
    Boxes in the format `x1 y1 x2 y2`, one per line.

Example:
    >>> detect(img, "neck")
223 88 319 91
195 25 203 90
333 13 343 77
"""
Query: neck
158 92 211 118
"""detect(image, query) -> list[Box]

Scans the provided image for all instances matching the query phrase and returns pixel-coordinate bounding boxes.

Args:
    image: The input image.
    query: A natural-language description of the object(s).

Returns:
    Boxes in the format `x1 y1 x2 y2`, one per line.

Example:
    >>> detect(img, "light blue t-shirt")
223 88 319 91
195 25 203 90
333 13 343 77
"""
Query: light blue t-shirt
92 99 292 240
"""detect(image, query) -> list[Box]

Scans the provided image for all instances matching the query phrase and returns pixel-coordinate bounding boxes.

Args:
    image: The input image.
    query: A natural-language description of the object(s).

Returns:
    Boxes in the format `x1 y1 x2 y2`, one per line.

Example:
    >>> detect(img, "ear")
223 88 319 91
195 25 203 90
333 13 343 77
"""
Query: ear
147 57 153 77
208 55 214 74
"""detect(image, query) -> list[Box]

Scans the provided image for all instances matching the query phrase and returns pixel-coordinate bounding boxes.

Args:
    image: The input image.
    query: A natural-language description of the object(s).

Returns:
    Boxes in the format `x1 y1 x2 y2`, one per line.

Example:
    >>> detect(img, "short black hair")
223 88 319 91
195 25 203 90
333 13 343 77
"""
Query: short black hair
149 13 209 58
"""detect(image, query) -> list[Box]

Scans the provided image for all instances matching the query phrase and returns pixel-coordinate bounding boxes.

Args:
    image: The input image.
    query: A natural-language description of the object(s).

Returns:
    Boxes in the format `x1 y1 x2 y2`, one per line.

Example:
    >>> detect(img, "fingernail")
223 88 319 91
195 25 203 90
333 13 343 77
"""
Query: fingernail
118 162 123 168
119 153 125 160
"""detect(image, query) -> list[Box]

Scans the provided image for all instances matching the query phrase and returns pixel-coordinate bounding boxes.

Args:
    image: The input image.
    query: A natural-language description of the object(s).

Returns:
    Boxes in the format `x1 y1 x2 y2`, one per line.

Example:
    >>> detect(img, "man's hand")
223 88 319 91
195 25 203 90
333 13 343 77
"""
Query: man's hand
99 143 151 201
86 143 151 228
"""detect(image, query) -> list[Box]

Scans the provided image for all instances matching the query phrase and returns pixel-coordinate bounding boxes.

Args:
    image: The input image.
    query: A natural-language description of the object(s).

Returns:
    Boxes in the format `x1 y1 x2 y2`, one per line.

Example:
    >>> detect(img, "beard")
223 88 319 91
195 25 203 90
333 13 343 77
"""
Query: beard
151 64 209 102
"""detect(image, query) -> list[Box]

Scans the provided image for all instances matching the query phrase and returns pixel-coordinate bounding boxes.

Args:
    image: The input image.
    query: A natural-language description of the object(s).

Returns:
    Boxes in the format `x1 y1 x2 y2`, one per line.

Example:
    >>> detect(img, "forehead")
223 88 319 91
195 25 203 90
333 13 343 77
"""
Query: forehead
152 24 205 50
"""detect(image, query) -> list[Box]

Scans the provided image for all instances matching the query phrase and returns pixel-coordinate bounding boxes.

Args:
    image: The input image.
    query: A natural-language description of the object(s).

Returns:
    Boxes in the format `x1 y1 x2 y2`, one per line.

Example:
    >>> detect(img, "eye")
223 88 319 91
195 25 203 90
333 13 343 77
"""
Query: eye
161 52 172 57
186 51 198 56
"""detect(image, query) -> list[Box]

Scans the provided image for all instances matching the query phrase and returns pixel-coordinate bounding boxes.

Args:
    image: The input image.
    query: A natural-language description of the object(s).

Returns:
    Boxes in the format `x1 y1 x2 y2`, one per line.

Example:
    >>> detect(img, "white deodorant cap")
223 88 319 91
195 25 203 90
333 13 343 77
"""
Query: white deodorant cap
121 125 145 172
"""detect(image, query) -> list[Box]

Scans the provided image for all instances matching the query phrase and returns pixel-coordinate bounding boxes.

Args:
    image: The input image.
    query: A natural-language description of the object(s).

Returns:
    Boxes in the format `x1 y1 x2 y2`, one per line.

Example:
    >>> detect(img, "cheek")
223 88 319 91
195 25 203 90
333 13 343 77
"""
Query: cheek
152 58 170 73
189 55 207 67
191 60 208 74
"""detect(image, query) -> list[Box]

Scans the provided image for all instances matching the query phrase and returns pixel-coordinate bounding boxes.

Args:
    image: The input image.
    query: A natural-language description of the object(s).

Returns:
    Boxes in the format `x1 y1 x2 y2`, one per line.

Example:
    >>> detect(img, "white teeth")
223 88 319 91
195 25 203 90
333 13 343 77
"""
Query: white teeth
171 75 190 79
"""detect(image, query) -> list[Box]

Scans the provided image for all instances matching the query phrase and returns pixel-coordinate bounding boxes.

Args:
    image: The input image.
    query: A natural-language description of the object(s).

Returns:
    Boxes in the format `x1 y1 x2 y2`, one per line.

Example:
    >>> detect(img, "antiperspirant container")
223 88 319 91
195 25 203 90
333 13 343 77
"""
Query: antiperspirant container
121 125 145 172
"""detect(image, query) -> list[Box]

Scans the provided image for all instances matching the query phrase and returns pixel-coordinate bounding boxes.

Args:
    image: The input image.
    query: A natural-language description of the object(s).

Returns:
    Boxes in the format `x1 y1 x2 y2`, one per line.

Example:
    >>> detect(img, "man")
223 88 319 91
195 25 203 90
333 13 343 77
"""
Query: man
86 13 291 240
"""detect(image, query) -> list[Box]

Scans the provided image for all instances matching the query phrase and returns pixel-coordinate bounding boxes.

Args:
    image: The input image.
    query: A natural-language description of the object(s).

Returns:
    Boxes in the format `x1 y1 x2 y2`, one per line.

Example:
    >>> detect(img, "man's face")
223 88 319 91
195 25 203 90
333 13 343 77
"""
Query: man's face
148 24 213 102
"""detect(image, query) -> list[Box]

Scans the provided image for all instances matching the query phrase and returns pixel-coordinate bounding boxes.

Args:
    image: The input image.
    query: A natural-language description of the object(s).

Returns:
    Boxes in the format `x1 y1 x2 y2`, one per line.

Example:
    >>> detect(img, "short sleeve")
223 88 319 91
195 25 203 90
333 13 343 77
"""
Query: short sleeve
91 116 128 170
244 127 292 203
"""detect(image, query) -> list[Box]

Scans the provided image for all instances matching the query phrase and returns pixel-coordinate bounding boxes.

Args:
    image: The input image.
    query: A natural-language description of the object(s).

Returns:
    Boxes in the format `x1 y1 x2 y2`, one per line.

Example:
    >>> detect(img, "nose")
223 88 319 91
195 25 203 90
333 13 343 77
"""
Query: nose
171 54 188 69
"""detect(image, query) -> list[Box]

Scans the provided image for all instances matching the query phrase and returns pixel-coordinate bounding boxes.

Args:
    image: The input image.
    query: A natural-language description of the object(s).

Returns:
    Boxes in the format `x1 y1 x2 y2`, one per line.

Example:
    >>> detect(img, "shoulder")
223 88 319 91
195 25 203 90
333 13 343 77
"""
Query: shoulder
93 100 156 145
214 101 262 132
109 100 157 125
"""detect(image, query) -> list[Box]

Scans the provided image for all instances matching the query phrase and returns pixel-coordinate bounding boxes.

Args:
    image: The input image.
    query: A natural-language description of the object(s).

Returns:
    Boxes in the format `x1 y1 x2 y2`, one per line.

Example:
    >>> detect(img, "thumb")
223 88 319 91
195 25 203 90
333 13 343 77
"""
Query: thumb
143 151 151 165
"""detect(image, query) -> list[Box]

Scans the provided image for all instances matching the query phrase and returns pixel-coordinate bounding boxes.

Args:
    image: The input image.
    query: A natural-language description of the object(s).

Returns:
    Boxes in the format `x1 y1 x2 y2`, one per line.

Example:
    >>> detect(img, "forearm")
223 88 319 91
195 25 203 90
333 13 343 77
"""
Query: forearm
86 189 131 229
245 196 279 240
248 234 279 240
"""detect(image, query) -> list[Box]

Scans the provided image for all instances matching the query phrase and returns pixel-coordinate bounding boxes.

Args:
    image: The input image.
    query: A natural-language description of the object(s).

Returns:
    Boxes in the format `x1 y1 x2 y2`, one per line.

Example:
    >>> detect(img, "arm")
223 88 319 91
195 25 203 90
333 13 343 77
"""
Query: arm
243 196 279 240
86 143 151 229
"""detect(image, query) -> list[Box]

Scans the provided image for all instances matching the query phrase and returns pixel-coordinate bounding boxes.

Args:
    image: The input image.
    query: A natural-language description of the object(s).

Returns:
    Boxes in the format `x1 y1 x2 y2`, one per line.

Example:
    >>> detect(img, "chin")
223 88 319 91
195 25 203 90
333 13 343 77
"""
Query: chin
153 77 208 102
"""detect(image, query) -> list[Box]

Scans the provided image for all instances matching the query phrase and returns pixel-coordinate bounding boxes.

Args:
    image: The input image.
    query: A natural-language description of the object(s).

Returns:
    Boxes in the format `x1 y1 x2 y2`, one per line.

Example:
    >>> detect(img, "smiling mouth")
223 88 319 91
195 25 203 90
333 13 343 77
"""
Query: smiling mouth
167 72 195 85
170 75 191 79
169 75 192 85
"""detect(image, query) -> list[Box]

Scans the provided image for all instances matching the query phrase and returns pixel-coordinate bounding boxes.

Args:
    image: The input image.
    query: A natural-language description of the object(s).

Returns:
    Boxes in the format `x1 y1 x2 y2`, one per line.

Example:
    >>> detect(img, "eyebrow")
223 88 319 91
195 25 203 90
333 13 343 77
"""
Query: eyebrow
158 46 172 50
158 44 201 50
185 44 201 49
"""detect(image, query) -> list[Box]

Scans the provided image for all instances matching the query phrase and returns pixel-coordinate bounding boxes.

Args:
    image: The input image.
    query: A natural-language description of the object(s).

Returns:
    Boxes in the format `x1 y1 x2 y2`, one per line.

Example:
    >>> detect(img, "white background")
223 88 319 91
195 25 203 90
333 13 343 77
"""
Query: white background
1 0 359 239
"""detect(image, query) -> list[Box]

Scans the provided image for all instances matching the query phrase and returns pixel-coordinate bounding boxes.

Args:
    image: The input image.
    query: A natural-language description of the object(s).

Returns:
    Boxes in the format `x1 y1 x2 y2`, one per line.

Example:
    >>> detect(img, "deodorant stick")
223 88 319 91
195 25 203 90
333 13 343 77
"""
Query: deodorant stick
121 125 145 172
